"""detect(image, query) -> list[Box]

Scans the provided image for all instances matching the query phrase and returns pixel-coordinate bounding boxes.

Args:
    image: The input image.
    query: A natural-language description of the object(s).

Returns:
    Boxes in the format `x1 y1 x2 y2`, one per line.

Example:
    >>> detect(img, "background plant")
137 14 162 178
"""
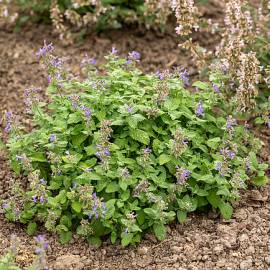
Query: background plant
0 235 49 270
1 43 268 246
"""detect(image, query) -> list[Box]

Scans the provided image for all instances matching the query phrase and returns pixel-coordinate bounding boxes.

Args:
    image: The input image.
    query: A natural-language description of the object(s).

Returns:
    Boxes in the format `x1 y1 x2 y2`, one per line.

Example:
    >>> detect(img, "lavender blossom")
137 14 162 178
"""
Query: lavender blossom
49 134 57 143
104 148 111 157
128 51 141 61
32 195 38 203
267 118 270 129
179 68 190 86
40 178 46 185
196 101 204 117
156 70 165 80
226 115 237 130
81 54 97 66
4 112 12 133
36 41 54 58
213 84 220 93
175 166 191 185
111 47 118 55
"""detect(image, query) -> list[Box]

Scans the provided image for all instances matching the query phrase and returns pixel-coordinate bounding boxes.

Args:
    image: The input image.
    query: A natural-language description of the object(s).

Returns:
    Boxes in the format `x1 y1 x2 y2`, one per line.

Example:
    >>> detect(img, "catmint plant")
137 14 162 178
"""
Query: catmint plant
1 43 268 247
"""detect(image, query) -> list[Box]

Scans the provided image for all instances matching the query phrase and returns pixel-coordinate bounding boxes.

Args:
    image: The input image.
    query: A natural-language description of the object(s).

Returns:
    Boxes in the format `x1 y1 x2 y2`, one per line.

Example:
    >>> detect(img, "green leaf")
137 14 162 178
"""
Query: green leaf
252 176 269 186
59 231 72 244
206 137 221 149
158 154 171 165
192 81 209 90
87 236 102 247
111 231 117 244
105 182 119 193
207 191 220 208
71 201 82 213
177 211 187 224
218 201 233 220
26 222 37 236
30 152 47 162
72 134 88 147
249 152 258 168
130 129 150 145
121 233 133 247
153 223 166 241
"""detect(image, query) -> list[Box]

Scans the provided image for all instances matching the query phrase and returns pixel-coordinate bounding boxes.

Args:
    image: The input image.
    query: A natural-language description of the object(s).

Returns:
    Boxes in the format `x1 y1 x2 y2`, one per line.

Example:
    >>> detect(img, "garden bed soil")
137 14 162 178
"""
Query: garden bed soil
0 9 270 270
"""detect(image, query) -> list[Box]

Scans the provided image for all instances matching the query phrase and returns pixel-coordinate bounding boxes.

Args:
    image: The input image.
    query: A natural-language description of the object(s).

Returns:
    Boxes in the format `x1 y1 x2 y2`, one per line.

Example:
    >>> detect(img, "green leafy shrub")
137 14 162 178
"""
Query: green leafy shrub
1 43 268 246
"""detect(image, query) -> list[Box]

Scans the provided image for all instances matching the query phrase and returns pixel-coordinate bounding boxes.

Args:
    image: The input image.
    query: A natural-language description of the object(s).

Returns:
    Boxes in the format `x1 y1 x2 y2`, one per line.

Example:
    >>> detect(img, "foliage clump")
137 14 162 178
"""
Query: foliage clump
1 44 268 246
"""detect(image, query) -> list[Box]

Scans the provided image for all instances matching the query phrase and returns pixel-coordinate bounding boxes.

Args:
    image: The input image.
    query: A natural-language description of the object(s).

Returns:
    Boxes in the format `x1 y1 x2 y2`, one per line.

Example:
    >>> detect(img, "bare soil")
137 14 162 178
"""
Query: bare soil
0 8 270 270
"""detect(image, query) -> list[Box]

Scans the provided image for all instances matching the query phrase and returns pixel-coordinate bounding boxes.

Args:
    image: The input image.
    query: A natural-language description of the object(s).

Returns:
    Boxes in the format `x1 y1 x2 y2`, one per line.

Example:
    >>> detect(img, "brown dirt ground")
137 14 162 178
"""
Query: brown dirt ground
0 4 270 270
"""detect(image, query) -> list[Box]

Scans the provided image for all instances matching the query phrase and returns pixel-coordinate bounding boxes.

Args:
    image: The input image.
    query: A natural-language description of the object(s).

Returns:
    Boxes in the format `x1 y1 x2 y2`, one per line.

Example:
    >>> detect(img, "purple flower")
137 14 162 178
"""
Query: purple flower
143 147 152 154
37 41 54 58
179 69 190 87
175 166 190 184
81 54 97 66
4 122 11 133
92 192 97 200
85 167 93 173
40 196 45 204
213 84 220 93
35 247 43 254
126 105 133 113
40 178 46 185
156 70 164 80
226 116 236 130
84 107 91 118
215 162 223 175
16 155 23 161
32 195 38 203
228 151 235 159
128 51 141 61
49 134 56 143
111 47 118 55
267 118 270 129
182 139 189 145
125 59 132 65
104 148 111 157
2 203 9 209
196 101 204 117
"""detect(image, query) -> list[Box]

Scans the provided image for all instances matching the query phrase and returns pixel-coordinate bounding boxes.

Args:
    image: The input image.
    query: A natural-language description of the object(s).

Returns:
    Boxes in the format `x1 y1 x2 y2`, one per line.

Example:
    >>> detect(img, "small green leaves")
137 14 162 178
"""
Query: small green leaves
121 233 133 247
3 51 268 249
26 222 37 236
177 211 187 224
87 236 102 247
130 129 150 145
59 231 72 245
218 202 233 220
153 223 166 241
71 201 82 213
158 154 171 165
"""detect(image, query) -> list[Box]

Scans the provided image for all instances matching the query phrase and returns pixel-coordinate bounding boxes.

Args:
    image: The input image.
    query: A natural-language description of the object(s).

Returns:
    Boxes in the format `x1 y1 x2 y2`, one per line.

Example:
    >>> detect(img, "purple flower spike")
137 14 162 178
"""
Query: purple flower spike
111 47 118 55
37 41 54 58
213 84 220 93
32 195 38 203
196 101 204 117
49 134 57 143
179 69 190 87
104 148 111 157
128 51 141 61
267 118 270 129
156 70 164 80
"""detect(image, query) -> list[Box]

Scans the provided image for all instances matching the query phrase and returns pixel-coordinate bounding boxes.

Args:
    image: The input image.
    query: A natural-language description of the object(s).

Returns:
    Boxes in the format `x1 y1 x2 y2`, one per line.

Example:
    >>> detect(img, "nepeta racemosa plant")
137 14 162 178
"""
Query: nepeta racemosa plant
1 43 268 246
